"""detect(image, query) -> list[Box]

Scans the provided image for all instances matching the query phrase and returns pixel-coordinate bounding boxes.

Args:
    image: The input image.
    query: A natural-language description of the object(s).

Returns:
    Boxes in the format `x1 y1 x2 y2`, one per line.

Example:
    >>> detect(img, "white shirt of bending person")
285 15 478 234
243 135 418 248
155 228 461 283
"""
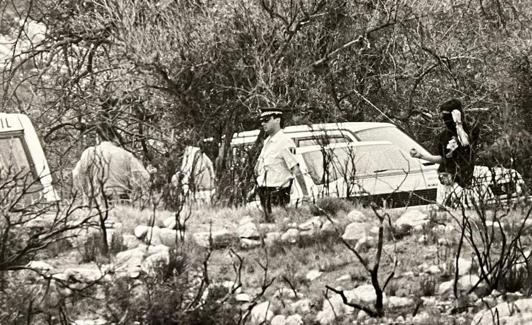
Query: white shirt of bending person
72 141 150 199
255 130 298 188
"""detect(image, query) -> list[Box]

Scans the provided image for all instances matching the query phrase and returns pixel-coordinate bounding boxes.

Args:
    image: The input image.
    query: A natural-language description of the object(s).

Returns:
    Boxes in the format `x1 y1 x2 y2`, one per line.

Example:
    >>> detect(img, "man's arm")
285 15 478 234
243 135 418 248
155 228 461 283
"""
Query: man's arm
410 149 443 164
290 164 309 197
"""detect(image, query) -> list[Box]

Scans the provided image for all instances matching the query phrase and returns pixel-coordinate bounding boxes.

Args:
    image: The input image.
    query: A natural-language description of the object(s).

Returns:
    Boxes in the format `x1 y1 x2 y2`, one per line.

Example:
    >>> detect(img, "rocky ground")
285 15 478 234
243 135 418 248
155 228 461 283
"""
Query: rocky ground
9 201 532 325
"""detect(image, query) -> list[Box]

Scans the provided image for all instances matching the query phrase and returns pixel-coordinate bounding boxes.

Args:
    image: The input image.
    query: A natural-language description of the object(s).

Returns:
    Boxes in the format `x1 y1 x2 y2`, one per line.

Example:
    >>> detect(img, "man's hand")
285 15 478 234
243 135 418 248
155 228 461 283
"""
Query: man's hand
410 148 422 159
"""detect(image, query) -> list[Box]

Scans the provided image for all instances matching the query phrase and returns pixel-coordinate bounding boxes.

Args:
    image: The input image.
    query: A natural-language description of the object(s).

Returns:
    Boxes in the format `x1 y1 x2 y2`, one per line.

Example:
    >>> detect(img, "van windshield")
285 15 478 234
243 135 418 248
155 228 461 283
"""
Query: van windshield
355 126 432 158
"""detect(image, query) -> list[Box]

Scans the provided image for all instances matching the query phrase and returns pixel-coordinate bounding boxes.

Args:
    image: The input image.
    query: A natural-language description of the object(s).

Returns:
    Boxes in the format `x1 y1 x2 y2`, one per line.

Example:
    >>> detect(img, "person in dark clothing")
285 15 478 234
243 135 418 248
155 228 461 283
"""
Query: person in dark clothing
410 98 479 206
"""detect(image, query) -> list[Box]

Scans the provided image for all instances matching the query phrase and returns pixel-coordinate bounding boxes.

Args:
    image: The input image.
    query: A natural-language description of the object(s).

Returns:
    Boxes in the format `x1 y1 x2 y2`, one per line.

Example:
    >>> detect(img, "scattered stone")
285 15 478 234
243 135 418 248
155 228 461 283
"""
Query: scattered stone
192 229 237 248
321 219 336 235
387 296 415 309
341 222 367 242
347 209 367 222
290 299 311 314
336 274 351 282
122 234 142 249
281 229 299 244
250 301 274 324
134 225 150 239
258 223 277 234
238 222 260 239
285 314 303 325
412 311 430 324
270 315 286 325
235 293 252 302
306 269 322 281
241 238 262 249
395 209 429 228
471 298 532 325
298 217 322 231
161 216 177 229
418 235 428 244
26 261 54 273
264 232 282 246
457 257 473 276
355 235 375 252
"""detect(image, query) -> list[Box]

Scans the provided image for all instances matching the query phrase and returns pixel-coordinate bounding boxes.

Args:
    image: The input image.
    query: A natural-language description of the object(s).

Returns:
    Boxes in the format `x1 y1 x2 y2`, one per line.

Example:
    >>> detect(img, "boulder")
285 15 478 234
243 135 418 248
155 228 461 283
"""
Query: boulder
395 209 429 228
238 222 260 239
285 314 303 325
298 217 322 231
281 229 299 244
250 301 274 324
306 269 322 281
192 229 237 248
471 298 532 325
347 209 367 222
341 222 367 242
264 232 282 246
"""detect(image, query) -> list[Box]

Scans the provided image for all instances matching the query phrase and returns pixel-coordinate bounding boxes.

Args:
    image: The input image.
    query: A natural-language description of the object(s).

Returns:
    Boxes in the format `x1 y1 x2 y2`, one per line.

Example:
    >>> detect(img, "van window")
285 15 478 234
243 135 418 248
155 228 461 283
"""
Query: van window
302 147 357 185
296 135 350 147
302 145 416 185
0 135 35 181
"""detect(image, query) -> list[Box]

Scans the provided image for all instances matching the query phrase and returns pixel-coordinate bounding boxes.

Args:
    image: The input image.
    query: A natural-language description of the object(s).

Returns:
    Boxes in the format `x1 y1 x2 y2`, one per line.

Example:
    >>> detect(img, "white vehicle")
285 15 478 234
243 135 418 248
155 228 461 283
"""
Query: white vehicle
291 141 438 208
0 113 59 204
230 122 525 207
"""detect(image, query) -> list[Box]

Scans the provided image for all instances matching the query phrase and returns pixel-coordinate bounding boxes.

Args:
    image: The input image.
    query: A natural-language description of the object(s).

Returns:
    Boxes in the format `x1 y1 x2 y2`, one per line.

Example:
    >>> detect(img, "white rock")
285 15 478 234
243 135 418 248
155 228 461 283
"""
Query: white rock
241 238 262 249
270 315 286 325
412 311 430 324
193 229 236 248
162 216 177 229
281 229 299 244
457 257 473 276
238 222 259 239
320 219 336 235
250 301 274 324
471 298 532 325
347 209 367 222
134 225 150 239
264 232 282 246
437 280 454 295
26 261 54 272
387 296 415 308
395 209 429 228
290 299 311 314
285 314 303 325
341 222 367 242
298 217 322 231
355 235 375 252
235 293 252 302
336 274 351 282
306 269 322 281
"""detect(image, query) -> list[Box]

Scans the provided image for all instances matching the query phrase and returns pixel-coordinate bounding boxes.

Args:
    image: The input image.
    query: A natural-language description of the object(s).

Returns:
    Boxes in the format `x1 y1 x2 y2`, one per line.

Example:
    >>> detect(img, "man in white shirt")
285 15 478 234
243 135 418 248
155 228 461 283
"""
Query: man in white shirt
254 108 309 221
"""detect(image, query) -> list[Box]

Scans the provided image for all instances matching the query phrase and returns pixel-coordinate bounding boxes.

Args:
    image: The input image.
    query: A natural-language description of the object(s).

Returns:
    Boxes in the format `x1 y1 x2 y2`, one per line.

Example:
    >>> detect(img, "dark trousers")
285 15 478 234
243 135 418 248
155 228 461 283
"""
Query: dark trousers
257 186 291 222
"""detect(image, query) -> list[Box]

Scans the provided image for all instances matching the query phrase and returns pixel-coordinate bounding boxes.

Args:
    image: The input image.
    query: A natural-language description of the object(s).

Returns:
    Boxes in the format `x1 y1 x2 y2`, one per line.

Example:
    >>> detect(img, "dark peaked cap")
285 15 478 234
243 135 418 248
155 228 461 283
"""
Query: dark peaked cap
259 107 284 118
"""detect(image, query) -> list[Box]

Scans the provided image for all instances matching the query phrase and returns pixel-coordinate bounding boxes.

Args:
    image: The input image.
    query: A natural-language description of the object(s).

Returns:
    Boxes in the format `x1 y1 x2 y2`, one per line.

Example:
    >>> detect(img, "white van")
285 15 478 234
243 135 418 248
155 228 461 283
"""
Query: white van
0 113 59 204
231 122 524 207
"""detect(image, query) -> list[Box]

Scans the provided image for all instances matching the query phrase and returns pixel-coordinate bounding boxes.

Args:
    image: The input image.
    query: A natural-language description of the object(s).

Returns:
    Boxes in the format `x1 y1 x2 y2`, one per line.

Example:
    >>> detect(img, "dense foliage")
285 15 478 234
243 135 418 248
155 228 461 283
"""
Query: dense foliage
1 0 531 198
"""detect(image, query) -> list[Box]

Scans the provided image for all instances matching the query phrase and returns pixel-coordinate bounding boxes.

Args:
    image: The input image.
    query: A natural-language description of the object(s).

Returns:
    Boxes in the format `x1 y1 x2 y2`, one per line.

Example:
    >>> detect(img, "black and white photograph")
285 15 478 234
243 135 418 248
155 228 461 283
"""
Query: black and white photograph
0 1 531 324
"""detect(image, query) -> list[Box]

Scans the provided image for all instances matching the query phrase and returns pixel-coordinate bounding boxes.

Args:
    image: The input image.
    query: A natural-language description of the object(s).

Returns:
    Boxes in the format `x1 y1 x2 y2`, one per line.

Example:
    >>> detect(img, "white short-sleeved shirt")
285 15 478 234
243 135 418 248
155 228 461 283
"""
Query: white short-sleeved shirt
255 130 298 187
